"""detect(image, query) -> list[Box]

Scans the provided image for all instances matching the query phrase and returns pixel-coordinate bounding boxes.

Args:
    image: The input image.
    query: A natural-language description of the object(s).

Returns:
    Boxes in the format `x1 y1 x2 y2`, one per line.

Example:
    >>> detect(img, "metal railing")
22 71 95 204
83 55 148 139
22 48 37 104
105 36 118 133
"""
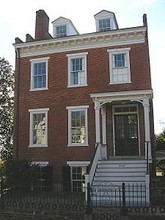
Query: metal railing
1 182 165 217
0 184 85 213
85 143 107 185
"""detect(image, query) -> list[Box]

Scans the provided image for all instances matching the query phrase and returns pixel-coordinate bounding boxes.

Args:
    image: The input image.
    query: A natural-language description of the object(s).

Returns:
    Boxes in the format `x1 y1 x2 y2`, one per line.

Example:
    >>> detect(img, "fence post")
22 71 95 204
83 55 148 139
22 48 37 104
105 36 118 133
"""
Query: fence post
86 182 92 215
0 178 5 210
121 182 127 216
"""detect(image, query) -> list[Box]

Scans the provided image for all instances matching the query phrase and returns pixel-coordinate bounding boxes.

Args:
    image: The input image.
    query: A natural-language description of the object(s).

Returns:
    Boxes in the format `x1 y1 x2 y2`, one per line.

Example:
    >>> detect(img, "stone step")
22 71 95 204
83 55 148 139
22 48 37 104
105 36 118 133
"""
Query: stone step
97 163 147 169
93 176 145 182
95 171 146 177
99 158 146 163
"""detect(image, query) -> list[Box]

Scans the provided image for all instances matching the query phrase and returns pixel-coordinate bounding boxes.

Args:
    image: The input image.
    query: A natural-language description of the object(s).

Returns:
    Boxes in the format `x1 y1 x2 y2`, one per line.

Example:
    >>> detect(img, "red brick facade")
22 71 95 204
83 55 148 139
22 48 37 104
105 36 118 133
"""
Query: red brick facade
13 10 154 185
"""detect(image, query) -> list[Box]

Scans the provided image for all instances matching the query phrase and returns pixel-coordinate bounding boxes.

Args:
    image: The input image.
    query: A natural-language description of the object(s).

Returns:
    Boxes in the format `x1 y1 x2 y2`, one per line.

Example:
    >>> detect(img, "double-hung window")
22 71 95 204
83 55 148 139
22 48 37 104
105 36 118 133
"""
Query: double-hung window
56 25 67 37
71 166 87 192
67 52 88 87
29 108 49 147
108 48 131 84
30 57 49 91
67 161 90 192
99 18 111 31
67 106 89 146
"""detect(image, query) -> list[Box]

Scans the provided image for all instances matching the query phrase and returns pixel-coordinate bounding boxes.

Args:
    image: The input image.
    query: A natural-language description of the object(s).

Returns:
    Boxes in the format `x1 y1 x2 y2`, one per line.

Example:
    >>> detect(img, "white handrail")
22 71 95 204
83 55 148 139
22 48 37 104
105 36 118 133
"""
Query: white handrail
85 143 107 202
86 143 107 185
89 144 101 184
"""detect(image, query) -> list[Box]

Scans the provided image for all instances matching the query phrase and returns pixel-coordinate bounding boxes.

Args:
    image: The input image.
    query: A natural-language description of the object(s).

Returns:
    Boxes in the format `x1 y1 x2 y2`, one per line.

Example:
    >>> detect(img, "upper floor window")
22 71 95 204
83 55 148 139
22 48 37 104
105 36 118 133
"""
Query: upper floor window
30 57 49 91
29 108 49 147
108 48 131 84
67 106 89 146
99 18 111 31
67 52 88 87
56 25 67 37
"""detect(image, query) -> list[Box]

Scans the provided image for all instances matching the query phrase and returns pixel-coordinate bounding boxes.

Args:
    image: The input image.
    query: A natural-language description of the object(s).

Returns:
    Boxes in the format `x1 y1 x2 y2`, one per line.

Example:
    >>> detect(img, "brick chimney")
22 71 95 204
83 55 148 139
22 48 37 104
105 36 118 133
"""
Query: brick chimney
35 10 51 40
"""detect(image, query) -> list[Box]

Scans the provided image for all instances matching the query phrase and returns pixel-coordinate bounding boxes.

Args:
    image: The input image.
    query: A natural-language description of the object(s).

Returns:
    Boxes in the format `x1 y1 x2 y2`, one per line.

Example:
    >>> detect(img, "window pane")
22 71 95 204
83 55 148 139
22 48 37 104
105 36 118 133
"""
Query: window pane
111 52 129 83
115 115 125 139
33 113 46 144
99 19 111 31
70 58 85 85
71 166 87 192
113 53 126 68
56 25 67 37
71 72 78 85
128 115 138 138
71 110 86 144
33 62 46 89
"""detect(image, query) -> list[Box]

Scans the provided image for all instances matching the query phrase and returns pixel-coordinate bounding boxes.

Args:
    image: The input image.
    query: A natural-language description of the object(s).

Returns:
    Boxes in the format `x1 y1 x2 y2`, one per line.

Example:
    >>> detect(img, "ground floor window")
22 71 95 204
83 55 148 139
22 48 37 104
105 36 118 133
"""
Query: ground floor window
67 106 89 146
31 161 52 191
65 161 90 192
29 108 49 147
71 166 87 192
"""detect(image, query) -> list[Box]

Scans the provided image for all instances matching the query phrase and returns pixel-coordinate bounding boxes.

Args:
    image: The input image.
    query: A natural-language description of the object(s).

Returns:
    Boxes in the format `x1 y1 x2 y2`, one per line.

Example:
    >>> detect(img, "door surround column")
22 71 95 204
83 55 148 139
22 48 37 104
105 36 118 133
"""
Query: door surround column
101 105 106 145
94 101 101 144
143 97 152 161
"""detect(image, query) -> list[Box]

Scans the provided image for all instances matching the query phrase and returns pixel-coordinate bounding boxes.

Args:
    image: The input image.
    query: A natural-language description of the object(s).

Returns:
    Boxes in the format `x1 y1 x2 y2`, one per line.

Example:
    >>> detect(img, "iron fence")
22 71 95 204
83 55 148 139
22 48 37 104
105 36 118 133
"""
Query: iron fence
0 181 165 218
90 182 147 208
0 184 85 215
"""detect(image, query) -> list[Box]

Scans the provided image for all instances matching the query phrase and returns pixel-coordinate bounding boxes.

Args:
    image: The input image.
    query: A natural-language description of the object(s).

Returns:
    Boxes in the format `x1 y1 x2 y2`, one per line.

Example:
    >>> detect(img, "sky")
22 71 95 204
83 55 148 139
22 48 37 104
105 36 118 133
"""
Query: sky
0 0 165 134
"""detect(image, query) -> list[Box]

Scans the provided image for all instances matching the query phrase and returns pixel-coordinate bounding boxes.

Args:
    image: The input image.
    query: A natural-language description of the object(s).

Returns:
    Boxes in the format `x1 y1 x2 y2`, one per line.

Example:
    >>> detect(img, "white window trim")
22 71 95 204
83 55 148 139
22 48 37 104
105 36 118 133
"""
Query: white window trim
67 105 89 147
67 161 90 192
31 161 49 167
30 57 49 91
107 48 131 84
29 108 49 148
67 161 90 167
67 52 88 88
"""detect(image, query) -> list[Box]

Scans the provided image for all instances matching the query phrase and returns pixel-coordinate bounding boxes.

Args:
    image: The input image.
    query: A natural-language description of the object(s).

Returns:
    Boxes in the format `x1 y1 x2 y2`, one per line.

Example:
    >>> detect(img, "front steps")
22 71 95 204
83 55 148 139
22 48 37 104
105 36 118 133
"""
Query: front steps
91 158 147 206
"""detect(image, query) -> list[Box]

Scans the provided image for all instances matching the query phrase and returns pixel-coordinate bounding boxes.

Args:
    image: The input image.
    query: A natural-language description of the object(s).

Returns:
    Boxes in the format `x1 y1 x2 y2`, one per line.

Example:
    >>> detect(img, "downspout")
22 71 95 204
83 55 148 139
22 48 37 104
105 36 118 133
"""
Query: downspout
15 48 21 159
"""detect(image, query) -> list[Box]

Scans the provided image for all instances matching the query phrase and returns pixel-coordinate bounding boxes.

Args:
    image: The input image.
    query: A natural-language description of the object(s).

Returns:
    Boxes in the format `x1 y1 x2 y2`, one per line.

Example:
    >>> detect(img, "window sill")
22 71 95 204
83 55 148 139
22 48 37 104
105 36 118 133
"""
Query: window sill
28 145 48 148
109 81 131 85
30 88 48 92
67 144 89 147
67 84 88 88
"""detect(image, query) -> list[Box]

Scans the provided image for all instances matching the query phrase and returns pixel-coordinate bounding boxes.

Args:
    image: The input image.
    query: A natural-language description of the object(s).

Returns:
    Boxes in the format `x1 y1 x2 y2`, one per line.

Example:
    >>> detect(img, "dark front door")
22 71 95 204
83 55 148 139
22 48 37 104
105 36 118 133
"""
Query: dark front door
114 114 139 156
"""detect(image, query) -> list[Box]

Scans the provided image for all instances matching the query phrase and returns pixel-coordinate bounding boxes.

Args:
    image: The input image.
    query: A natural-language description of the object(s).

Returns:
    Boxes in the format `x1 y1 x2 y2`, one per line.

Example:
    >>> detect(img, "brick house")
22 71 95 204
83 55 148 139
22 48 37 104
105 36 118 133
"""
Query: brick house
13 9 154 204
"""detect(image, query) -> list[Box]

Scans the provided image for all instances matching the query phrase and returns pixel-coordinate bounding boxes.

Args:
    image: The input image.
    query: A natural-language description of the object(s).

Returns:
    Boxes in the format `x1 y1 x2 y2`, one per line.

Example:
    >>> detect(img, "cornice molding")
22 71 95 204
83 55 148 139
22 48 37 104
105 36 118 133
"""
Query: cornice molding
14 26 146 58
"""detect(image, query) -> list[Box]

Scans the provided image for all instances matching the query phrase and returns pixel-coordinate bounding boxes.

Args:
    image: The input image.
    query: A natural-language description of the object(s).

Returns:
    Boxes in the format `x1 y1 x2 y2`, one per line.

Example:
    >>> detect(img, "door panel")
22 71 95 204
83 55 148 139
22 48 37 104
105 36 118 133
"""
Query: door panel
114 114 139 156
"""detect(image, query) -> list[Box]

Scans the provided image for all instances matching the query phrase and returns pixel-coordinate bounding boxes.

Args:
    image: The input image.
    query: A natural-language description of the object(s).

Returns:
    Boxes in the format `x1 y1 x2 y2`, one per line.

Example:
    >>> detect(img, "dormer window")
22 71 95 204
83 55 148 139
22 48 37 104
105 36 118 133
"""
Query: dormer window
56 25 67 37
94 10 119 32
99 18 111 31
52 17 79 38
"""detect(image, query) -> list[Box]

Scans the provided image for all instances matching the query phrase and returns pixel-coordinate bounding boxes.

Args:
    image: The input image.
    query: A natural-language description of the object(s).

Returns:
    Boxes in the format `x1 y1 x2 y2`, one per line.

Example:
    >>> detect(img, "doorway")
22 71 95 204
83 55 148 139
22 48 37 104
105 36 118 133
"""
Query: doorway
114 112 139 156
